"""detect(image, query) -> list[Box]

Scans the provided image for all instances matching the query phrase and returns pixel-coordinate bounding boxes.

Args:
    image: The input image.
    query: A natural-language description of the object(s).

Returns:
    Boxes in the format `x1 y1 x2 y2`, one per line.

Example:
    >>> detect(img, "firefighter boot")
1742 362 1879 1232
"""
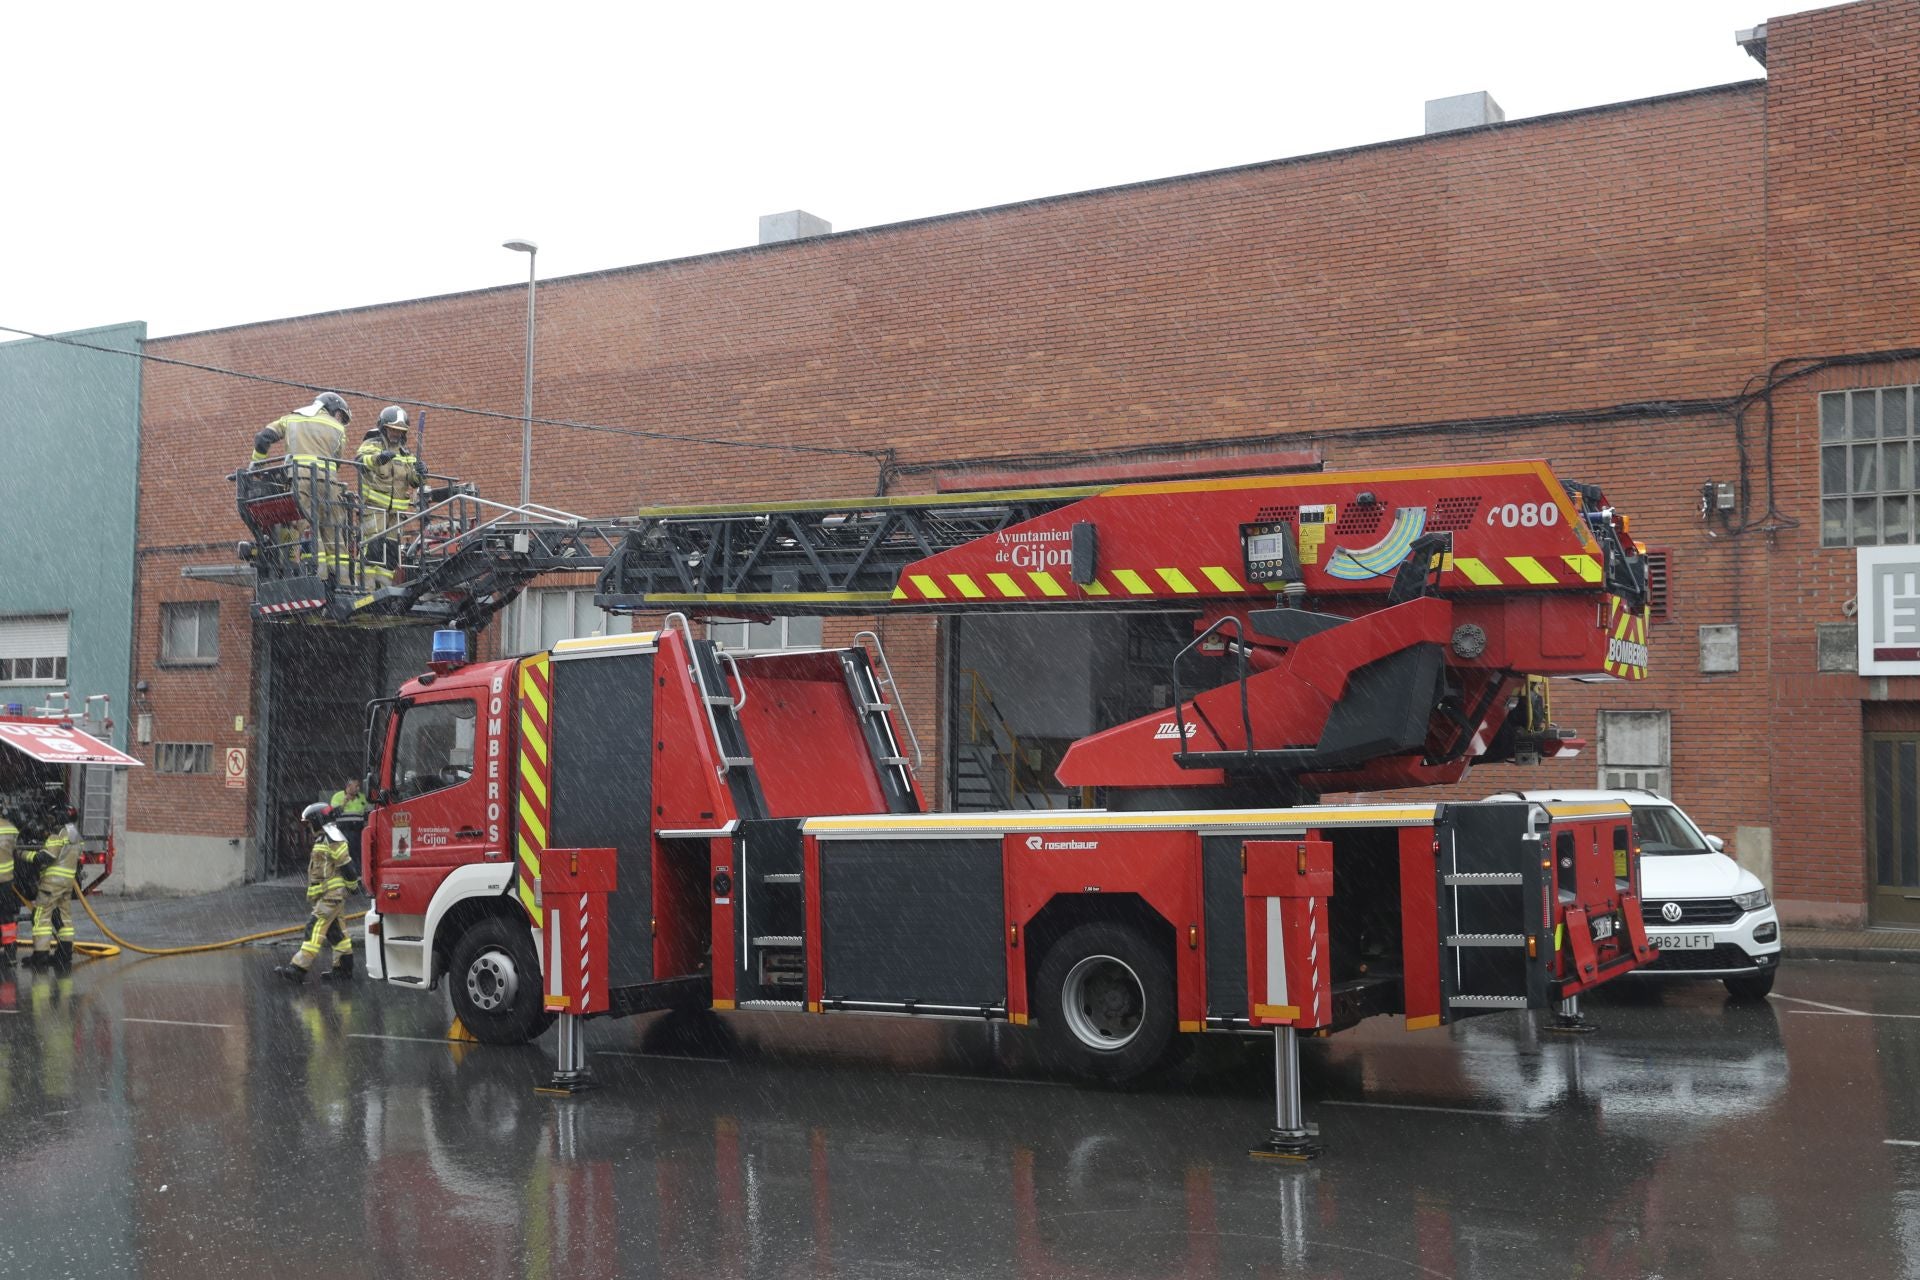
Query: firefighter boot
52 942 73 971
22 951 50 971
274 963 308 985
320 954 355 983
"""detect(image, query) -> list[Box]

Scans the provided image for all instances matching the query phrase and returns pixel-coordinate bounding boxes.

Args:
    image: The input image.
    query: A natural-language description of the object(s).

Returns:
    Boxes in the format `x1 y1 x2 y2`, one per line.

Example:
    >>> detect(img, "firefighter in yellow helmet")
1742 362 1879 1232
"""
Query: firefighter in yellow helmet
23 805 82 970
0 808 17 966
276 803 358 984
251 392 353 581
354 407 424 587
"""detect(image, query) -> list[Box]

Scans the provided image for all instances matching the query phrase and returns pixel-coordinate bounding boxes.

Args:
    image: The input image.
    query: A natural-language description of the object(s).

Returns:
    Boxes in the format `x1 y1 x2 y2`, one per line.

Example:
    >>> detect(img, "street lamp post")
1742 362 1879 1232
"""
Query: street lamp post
503 239 539 508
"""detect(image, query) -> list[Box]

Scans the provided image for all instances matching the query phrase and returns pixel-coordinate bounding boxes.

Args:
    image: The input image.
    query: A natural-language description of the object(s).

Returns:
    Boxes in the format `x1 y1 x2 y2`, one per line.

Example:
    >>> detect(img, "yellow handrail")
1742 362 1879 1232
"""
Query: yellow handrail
958 668 1031 809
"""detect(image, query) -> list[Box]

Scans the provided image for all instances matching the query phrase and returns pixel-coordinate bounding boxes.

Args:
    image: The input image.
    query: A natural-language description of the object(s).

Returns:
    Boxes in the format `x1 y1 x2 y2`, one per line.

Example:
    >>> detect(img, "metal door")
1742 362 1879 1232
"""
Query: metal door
1868 733 1920 926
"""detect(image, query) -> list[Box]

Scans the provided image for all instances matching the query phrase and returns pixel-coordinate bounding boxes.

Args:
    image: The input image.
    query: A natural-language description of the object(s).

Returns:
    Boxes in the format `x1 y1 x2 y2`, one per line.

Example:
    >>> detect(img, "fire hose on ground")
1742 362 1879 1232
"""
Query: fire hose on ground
10 884 367 960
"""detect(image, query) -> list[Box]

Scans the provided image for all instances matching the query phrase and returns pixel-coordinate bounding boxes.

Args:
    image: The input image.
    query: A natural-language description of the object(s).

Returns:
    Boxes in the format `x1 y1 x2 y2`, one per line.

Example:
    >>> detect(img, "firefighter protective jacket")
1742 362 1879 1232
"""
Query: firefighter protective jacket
0 819 15 885
354 434 423 512
253 413 347 466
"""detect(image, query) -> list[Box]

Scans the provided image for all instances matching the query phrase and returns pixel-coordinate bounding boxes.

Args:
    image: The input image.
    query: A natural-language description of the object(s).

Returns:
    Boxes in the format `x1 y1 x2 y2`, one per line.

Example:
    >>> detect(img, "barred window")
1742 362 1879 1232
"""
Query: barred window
1821 386 1917 546
155 742 214 775
1644 548 1671 622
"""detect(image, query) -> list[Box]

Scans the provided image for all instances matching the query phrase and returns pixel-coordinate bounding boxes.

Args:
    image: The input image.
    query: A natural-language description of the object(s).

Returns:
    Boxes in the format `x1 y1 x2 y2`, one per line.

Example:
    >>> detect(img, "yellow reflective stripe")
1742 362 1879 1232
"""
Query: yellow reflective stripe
519 796 548 848
1506 556 1558 585
891 586 907 600
522 675 549 722
519 754 549 808
949 573 986 599
987 572 1025 597
520 710 548 765
909 574 946 600
1082 578 1111 597
1201 565 1244 592
1112 569 1152 595
1451 557 1501 586
1562 554 1603 583
1156 568 1199 594
1028 571 1067 597
43 866 76 880
0 861 12 875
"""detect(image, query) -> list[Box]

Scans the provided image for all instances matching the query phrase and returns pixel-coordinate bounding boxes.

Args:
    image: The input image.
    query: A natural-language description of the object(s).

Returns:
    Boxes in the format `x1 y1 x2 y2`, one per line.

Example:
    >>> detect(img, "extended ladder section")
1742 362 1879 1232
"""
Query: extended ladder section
596 487 1098 610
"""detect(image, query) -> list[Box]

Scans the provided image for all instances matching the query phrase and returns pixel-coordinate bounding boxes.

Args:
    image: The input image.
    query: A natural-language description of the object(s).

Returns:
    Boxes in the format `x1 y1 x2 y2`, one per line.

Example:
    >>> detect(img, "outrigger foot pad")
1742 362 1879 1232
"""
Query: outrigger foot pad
1251 1126 1324 1161
535 1071 598 1097
1544 1013 1600 1035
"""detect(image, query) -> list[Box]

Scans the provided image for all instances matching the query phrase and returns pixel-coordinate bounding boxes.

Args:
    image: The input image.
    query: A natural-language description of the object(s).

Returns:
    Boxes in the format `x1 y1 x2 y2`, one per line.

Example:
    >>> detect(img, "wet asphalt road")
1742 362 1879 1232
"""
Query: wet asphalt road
1 951 1917 1280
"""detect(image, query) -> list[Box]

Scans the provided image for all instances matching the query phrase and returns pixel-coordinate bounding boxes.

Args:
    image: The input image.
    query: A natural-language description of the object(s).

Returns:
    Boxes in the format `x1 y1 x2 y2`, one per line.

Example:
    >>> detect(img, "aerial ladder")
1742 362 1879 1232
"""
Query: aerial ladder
237 456 1650 799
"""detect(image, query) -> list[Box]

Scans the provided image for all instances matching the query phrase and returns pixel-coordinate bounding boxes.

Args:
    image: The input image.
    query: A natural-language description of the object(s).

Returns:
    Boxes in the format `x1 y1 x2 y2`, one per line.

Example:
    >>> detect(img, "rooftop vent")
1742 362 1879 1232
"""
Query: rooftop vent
1424 91 1505 135
758 210 832 244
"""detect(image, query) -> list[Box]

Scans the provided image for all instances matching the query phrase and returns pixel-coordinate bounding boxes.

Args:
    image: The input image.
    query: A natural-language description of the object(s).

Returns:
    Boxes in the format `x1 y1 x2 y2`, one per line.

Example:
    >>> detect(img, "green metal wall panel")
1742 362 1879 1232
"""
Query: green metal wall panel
0 323 144 744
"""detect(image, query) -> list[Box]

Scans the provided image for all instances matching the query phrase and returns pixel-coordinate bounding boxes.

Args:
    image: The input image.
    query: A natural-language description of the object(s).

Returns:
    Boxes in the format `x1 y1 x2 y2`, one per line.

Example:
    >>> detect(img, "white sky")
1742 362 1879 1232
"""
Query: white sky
2 1 1828 340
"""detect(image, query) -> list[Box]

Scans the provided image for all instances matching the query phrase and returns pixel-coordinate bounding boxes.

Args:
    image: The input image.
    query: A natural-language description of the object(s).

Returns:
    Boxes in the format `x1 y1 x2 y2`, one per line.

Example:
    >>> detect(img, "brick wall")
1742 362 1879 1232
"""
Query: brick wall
129 2 1920 919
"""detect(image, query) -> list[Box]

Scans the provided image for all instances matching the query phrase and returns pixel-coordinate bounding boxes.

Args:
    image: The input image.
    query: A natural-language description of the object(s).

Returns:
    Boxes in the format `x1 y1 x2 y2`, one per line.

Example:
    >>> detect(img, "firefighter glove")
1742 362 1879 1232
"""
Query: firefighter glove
376 450 396 466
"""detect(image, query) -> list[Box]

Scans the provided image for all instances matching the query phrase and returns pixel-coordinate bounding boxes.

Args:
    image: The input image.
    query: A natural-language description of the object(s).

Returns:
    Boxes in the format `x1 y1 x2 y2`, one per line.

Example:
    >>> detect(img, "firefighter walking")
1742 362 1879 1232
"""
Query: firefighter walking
355 406 424 587
251 392 353 580
24 806 82 970
276 803 359 984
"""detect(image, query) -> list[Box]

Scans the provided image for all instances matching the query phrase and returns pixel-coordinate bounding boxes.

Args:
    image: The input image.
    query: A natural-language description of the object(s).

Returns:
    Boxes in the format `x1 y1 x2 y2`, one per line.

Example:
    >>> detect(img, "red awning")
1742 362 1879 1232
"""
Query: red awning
0 721 142 766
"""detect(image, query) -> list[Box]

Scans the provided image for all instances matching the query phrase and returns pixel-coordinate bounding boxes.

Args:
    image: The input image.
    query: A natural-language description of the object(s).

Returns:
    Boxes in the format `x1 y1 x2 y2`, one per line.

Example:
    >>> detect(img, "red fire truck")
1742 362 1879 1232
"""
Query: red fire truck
342 459 1656 1154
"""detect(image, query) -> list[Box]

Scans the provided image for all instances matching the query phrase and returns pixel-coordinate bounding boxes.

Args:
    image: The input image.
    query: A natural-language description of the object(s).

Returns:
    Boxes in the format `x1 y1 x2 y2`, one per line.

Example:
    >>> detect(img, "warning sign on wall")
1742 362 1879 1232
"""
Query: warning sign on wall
224 747 248 789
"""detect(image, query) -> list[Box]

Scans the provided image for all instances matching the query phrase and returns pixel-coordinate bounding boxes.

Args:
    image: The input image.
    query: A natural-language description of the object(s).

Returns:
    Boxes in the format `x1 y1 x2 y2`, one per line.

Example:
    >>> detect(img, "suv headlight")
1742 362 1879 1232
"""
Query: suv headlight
1733 888 1771 912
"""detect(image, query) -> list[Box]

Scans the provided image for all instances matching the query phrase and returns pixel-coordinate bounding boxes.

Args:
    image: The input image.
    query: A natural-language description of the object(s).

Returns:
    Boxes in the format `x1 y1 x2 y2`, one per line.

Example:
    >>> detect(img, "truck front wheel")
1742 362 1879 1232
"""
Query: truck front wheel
1033 921 1177 1083
448 917 555 1045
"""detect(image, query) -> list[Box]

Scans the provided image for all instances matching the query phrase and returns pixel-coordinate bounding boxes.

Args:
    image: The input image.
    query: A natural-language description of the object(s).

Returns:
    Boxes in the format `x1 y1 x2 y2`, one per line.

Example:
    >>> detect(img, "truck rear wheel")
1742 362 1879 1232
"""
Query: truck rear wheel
448 917 554 1045
1034 921 1177 1083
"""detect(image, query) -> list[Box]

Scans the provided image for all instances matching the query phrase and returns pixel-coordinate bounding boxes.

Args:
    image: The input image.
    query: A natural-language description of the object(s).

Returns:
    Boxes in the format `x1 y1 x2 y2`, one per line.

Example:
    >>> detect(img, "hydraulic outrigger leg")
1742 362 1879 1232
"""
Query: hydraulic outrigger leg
1251 1025 1323 1160
538 1013 597 1096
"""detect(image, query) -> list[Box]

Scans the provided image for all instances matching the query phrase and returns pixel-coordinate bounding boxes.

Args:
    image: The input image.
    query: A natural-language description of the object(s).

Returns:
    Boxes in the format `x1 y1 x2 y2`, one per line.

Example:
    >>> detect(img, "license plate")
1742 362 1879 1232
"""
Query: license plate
1591 915 1615 941
1648 932 1714 950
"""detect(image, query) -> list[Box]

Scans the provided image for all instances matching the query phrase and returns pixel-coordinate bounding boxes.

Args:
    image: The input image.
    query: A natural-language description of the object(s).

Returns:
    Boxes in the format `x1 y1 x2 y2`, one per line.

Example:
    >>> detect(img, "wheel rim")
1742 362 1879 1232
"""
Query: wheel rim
1061 953 1145 1050
465 948 519 1013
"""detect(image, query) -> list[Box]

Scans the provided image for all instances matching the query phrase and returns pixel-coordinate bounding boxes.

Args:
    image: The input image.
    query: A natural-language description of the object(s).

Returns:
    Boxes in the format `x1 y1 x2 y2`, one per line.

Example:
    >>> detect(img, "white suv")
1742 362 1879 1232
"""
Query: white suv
1487 790 1783 1000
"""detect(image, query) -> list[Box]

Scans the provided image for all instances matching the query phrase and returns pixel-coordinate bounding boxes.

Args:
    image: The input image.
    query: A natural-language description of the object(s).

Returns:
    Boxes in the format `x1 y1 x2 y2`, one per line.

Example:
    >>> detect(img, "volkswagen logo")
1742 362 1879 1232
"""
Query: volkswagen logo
1660 901 1683 923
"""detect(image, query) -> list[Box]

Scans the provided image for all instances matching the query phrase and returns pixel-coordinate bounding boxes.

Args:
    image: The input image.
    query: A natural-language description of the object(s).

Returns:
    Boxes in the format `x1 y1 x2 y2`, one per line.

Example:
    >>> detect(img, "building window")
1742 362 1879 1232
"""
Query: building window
155 742 214 775
161 602 219 665
502 587 631 656
1644 548 1671 622
1598 710 1670 796
707 616 823 652
0 614 70 687
1821 385 1917 546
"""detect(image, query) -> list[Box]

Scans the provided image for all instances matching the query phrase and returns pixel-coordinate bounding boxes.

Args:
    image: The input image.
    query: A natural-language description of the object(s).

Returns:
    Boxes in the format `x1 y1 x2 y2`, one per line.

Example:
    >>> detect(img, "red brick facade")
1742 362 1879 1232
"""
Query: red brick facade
130 1 1920 922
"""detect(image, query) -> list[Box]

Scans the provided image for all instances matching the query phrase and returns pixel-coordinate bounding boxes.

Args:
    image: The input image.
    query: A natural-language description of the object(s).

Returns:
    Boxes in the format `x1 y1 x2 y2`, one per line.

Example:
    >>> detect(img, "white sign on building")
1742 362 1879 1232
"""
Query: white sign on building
1858 546 1920 675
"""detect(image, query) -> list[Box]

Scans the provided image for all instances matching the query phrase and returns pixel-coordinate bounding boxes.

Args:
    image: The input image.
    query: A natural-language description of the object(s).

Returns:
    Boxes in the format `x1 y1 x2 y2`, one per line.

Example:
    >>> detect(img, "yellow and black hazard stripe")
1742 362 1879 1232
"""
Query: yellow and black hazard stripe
893 565 1264 603
1448 554 1604 588
1602 596 1650 679
515 653 553 927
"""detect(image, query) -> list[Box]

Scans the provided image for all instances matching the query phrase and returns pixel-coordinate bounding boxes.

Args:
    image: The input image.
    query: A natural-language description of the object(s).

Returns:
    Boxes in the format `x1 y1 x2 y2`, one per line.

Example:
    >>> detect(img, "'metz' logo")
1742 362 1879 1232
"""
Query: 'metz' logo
1153 721 1199 740
1025 835 1100 851
1606 636 1649 669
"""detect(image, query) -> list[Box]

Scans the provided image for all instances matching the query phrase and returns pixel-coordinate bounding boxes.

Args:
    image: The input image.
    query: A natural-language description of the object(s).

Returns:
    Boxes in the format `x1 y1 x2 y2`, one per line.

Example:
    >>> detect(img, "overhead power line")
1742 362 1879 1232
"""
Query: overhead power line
0 323 890 462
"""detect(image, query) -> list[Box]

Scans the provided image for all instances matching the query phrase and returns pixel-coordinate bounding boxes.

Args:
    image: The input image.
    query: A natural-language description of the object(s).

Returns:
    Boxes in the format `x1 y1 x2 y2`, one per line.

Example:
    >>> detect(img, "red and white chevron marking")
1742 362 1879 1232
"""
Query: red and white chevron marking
258 598 325 615
576 894 591 1006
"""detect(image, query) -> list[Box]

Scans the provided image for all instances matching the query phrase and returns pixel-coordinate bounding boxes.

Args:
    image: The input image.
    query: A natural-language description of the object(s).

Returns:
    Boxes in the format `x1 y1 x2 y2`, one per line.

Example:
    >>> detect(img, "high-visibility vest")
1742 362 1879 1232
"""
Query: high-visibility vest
355 437 421 511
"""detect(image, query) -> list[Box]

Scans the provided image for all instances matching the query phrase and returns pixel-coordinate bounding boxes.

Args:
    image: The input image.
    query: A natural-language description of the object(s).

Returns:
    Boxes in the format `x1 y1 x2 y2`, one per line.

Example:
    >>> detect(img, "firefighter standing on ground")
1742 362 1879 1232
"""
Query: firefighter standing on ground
252 392 352 579
24 806 82 970
355 406 424 587
276 803 358 984
0 810 17 964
